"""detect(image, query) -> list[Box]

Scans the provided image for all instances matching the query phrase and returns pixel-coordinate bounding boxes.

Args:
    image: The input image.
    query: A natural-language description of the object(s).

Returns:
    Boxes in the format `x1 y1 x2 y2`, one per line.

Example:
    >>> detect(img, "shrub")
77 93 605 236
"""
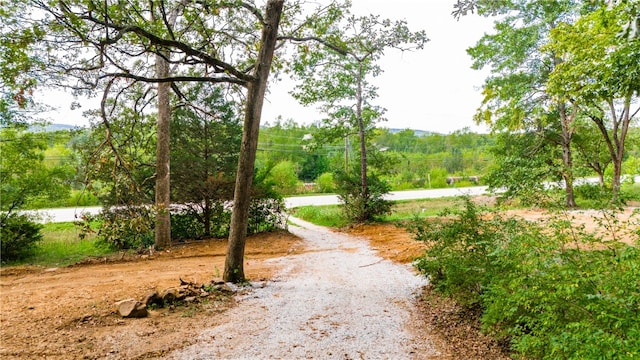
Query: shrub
334 169 392 223
247 198 286 235
409 198 640 359
267 160 300 195
91 207 155 250
428 167 449 188
315 172 335 193
0 214 43 262
409 197 506 306
171 211 207 241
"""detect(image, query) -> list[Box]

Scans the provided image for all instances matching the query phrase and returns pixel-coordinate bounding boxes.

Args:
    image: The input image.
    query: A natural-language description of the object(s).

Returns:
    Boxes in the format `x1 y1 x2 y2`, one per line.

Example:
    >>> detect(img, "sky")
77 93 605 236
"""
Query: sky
36 0 496 134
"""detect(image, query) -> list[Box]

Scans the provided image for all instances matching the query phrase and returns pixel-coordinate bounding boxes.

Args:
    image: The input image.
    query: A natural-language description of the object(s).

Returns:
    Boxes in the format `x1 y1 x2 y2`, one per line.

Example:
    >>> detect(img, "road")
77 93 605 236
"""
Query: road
25 186 489 223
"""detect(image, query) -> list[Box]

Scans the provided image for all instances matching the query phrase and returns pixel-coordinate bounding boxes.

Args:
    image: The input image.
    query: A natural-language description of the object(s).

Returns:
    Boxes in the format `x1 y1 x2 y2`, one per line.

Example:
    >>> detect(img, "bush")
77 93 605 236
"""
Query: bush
428 167 449 188
171 211 207 241
91 207 155 250
409 197 505 306
315 172 335 193
334 169 392 223
409 198 640 359
172 202 232 240
247 197 286 235
267 160 300 195
0 214 43 262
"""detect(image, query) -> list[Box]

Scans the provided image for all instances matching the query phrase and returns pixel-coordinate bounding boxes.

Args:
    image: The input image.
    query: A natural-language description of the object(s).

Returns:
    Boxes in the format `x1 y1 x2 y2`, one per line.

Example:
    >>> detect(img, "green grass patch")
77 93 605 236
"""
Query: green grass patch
6 221 113 268
291 197 466 227
290 205 348 228
385 197 463 222
622 182 640 201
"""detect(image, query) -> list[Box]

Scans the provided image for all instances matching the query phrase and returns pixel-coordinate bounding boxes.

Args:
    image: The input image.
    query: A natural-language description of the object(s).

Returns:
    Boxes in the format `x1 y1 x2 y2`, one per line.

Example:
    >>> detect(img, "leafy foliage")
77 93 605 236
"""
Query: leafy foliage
334 168 392 223
0 126 72 214
411 197 640 358
289 7 426 222
315 172 336 193
0 213 43 262
91 207 155 250
170 84 241 237
266 160 300 195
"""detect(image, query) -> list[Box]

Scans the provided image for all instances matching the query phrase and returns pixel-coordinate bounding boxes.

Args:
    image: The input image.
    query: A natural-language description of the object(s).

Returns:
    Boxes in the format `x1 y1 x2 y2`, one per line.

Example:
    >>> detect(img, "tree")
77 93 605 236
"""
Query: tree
467 0 585 207
0 1 45 125
170 84 241 238
572 119 613 187
0 126 71 215
155 50 172 249
20 0 399 282
290 10 427 221
25 0 290 282
79 82 157 206
546 3 640 203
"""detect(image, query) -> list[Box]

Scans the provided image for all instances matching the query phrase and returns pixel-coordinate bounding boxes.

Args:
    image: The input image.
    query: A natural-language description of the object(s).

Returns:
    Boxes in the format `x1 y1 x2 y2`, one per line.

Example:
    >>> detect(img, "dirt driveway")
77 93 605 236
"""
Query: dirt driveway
170 217 436 359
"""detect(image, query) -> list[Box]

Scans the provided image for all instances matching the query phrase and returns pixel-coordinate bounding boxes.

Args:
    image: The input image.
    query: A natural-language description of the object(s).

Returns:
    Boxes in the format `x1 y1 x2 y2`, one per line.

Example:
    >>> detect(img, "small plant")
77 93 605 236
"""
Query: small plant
0 214 43 263
90 207 155 250
334 169 392 223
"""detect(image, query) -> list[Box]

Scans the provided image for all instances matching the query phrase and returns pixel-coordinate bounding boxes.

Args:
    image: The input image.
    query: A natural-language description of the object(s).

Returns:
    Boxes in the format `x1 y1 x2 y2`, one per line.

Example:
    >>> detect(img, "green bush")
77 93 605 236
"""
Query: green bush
315 172 335 193
267 160 300 195
334 169 392 223
410 198 640 359
66 190 100 207
410 197 504 306
428 167 449 188
171 211 207 241
171 203 231 241
91 207 155 250
247 198 286 235
0 214 43 262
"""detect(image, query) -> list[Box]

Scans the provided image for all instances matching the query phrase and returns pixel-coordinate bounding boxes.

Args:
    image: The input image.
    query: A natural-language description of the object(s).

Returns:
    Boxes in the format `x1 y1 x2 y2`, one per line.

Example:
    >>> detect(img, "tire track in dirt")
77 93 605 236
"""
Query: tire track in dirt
169 217 436 359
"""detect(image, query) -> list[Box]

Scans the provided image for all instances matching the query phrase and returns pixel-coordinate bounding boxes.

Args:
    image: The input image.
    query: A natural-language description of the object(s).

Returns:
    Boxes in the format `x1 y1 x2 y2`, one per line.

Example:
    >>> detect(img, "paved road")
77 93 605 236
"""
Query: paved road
25 186 489 223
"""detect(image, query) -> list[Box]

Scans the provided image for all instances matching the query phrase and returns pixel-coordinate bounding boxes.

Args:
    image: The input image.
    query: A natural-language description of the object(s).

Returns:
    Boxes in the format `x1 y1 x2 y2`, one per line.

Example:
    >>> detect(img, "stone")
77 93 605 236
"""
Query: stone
115 298 148 318
161 288 184 304
141 291 163 308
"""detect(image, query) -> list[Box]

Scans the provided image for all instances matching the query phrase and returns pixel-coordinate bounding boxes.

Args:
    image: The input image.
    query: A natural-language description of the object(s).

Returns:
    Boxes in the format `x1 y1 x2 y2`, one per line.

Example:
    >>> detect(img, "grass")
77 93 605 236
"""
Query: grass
17 222 112 268
385 197 465 222
291 197 467 227
291 205 348 228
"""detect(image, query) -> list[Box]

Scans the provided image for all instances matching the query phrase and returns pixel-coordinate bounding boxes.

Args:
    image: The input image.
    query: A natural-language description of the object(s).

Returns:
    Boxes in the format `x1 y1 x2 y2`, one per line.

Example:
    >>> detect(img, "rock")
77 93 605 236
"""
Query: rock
161 288 184 304
115 298 148 318
141 291 163 308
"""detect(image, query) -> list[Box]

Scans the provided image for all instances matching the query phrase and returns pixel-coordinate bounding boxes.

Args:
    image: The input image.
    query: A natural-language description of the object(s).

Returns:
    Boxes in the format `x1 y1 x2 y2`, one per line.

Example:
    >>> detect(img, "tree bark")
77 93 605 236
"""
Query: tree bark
155 51 172 249
224 0 284 283
356 64 368 219
559 102 577 208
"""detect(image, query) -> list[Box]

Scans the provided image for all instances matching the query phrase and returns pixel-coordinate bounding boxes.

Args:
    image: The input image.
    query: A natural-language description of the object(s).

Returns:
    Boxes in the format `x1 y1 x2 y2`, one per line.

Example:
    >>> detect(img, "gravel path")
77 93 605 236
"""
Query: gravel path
170 217 435 359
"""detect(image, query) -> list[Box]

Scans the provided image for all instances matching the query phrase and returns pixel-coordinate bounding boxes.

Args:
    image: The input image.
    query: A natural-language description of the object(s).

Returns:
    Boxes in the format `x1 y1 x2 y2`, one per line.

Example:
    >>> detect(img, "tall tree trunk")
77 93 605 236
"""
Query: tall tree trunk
155 51 171 249
224 0 283 283
356 64 368 219
559 104 577 208
610 99 631 204
204 197 211 237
